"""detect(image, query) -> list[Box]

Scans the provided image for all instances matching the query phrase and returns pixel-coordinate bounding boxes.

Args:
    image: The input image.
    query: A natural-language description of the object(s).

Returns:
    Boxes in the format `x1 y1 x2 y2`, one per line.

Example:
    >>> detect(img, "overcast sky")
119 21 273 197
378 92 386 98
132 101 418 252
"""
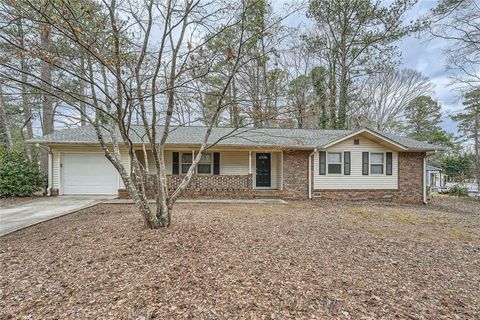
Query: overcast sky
399 0 460 134
279 0 460 134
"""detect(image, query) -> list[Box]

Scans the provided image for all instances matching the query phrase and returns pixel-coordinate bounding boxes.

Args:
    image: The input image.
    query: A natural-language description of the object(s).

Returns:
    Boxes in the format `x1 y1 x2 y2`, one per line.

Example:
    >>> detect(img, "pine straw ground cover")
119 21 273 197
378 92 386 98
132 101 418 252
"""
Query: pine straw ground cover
1 198 479 319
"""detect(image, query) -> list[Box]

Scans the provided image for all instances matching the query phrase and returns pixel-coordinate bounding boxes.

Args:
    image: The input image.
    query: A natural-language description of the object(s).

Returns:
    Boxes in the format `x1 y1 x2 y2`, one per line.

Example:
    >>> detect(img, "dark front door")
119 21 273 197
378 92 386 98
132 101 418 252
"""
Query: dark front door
256 153 271 188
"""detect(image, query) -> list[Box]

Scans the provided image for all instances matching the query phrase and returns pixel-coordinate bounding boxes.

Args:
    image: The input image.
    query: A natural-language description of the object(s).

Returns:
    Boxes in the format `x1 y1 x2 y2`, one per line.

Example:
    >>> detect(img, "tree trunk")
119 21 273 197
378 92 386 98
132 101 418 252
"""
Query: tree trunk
0 86 13 151
338 66 348 129
328 70 337 128
230 71 240 127
18 20 34 158
474 110 479 190
79 53 86 126
156 201 171 228
40 24 54 136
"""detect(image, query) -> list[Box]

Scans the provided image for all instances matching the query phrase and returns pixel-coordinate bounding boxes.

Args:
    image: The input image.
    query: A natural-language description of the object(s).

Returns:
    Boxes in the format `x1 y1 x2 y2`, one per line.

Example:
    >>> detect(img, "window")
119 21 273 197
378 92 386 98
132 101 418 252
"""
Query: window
197 153 212 174
327 152 342 174
181 152 213 174
181 153 192 174
370 152 384 174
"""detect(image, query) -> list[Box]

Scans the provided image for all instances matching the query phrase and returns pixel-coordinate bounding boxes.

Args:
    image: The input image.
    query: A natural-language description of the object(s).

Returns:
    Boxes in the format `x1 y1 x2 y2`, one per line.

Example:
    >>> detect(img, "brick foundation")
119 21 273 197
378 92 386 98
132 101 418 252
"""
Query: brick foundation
166 174 254 199
50 188 59 196
167 174 252 191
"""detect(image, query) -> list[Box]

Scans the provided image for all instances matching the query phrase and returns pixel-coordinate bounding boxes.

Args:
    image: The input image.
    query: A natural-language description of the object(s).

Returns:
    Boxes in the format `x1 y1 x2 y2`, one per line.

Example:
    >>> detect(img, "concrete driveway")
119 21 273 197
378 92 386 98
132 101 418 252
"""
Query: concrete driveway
0 196 114 236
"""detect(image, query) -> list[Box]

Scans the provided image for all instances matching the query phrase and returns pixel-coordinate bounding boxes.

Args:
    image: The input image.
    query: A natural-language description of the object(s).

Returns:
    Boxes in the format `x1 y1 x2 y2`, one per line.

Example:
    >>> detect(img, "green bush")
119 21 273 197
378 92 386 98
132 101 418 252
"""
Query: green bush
0 148 46 197
449 184 469 197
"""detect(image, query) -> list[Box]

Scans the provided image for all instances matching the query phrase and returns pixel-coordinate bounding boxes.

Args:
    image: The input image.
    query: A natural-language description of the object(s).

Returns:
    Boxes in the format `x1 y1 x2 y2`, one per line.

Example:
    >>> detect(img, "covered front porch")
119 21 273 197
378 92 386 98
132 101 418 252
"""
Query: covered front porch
133 148 284 193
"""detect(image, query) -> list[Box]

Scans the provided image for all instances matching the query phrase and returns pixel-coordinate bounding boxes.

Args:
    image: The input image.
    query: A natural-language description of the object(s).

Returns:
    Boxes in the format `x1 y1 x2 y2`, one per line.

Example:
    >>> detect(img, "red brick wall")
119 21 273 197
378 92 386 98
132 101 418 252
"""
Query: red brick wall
282 150 311 199
396 152 425 203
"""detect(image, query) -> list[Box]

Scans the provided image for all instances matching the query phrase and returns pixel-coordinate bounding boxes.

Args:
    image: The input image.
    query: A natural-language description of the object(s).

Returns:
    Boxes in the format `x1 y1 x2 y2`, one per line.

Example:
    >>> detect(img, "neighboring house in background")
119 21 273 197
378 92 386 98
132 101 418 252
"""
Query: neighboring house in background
30 126 443 204
426 165 446 192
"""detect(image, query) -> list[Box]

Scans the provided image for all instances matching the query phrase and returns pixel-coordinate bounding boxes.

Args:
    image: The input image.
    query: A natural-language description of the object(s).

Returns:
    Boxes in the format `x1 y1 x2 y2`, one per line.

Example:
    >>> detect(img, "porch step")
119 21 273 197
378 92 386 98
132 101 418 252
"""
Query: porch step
253 190 282 199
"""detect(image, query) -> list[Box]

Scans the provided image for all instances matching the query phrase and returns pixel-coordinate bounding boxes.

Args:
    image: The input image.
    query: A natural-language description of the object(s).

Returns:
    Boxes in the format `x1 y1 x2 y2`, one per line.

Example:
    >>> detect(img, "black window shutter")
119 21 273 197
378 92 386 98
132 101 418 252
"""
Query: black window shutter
172 152 179 175
213 152 220 175
362 152 369 175
344 152 351 175
319 151 326 175
386 152 393 176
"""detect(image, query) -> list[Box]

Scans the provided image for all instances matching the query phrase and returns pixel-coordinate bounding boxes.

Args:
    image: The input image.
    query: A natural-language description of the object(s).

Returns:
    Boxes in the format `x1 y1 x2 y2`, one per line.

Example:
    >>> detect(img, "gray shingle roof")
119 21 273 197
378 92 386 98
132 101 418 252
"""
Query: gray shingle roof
28 125 443 151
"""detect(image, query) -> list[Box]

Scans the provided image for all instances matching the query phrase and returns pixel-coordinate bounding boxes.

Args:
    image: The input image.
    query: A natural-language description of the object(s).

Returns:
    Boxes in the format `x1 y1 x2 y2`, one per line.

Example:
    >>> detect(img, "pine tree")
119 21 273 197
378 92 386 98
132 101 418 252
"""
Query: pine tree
404 95 454 148
452 89 480 188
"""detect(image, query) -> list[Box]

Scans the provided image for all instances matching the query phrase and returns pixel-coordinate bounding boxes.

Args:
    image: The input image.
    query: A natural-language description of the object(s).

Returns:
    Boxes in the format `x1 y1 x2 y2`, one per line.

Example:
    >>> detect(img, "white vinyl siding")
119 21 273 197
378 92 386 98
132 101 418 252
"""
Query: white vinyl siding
271 153 278 188
314 137 398 190
276 152 283 190
218 151 249 175
141 150 250 175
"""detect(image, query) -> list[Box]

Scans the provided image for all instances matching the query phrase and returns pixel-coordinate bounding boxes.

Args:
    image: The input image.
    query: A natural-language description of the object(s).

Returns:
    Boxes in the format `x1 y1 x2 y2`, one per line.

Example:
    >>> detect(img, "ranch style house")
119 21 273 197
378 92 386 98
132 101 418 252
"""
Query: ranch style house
31 126 443 203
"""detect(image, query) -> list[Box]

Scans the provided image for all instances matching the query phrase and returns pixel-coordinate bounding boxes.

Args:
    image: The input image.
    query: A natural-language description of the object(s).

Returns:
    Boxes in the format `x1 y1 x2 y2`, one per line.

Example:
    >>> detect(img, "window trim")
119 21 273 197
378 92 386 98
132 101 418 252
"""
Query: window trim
197 153 213 174
180 152 193 174
369 152 385 175
327 151 343 175
180 152 213 175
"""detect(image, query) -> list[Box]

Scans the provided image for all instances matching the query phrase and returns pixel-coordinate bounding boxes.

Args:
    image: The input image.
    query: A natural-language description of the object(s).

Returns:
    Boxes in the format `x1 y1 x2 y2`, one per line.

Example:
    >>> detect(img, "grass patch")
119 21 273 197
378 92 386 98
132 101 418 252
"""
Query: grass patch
344 205 373 220
448 229 480 241
345 205 448 226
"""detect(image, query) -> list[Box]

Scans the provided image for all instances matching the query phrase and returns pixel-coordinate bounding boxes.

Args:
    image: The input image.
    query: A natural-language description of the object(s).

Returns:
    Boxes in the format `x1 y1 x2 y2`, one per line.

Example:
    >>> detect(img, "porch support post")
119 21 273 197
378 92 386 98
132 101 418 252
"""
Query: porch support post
280 151 284 190
249 151 253 189
249 151 252 174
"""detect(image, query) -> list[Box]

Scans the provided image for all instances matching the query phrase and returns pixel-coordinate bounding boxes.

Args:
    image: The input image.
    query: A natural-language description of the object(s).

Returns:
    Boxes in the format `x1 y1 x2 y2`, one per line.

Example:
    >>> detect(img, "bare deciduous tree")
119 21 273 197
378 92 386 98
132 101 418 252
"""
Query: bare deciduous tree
351 68 433 131
0 0 291 228
428 0 480 90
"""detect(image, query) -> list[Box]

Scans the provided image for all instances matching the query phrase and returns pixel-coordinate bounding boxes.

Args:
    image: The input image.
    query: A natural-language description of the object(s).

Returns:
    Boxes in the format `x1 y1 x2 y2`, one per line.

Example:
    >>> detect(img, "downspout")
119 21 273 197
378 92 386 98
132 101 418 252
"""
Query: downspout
36 143 53 196
47 148 53 196
422 155 427 205
308 148 318 199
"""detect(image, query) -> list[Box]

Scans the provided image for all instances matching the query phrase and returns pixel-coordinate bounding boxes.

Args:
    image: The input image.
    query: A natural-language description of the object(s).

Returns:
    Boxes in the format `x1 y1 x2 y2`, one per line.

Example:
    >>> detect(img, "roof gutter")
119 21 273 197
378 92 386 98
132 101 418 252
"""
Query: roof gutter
27 140 319 151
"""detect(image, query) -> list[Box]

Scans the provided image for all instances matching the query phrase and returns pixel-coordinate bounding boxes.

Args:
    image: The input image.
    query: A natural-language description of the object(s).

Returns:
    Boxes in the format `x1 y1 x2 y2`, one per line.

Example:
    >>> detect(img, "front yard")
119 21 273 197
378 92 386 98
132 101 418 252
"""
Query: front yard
1 198 479 319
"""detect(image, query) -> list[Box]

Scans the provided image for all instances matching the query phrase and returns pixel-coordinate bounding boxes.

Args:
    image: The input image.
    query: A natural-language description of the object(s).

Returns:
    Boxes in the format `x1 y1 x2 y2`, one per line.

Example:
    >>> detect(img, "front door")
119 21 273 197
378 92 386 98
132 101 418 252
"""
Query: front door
256 153 271 188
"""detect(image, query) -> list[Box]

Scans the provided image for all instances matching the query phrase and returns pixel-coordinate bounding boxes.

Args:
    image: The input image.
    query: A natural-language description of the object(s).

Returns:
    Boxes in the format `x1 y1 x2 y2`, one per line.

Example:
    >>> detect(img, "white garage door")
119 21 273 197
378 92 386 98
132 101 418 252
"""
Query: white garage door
62 153 118 195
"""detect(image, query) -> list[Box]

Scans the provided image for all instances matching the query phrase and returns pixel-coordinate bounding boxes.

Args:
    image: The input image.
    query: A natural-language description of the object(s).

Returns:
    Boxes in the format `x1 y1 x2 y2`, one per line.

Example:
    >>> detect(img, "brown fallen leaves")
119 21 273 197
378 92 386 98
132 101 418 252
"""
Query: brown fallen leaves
0 198 479 319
